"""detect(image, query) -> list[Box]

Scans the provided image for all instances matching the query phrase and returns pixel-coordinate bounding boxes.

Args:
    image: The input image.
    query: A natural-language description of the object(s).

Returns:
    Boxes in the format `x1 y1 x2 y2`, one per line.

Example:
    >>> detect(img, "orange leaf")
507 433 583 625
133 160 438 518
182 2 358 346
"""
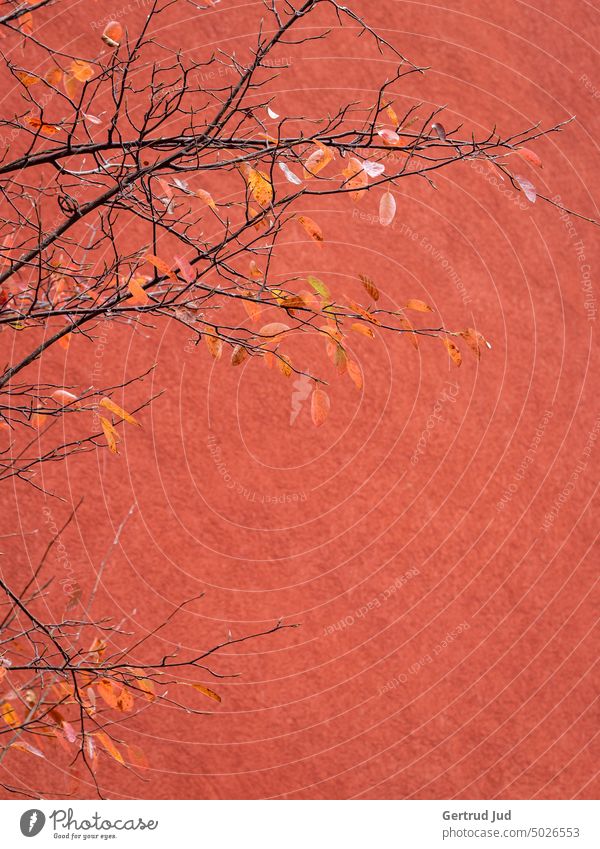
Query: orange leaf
102 20 123 49
298 215 323 245
351 322 375 339
277 354 293 377
97 679 120 709
405 298 432 312
399 316 418 349
95 732 125 765
516 147 542 168
99 397 139 426
52 389 80 407
115 688 134 713
257 322 289 344
70 59 94 82
346 359 363 390
127 275 150 305
174 254 196 284
15 71 39 87
17 11 33 35
145 253 176 281
57 333 71 350
45 67 62 86
191 683 221 702
204 333 223 359
196 188 217 210
443 338 462 366
25 116 60 135
99 417 120 454
245 168 273 208
126 744 149 768
359 274 379 301
1 701 19 728
303 141 334 178
342 157 368 201
128 670 156 703
460 327 490 358
311 388 330 426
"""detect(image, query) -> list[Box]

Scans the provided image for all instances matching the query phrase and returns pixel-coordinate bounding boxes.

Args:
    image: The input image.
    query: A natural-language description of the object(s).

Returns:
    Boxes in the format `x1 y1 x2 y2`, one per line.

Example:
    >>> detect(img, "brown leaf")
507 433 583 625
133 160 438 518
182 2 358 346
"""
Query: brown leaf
443 338 462 366
405 298 432 312
359 274 379 301
191 683 221 702
298 215 323 245
231 345 248 366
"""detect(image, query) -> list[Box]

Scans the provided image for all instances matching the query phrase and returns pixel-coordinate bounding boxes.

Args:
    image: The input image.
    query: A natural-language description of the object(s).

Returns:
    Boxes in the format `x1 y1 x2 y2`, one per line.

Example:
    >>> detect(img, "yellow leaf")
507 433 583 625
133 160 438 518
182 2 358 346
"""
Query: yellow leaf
245 168 273 208
298 216 323 245
204 333 223 359
100 397 139 426
405 299 432 312
99 416 120 454
277 354 292 377
1 701 19 728
95 732 125 765
307 275 330 301
191 683 221 702
351 322 375 338
311 388 330 427
443 338 462 366
70 59 94 82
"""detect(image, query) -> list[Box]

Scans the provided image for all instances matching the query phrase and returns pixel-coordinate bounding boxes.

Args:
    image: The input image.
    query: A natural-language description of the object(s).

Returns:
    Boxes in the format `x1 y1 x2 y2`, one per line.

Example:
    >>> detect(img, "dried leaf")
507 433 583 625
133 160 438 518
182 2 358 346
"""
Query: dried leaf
307 275 330 301
45 67 62 86
52 389 79 407
99 416 120 454
311 388 330 426
204 333 223 359
99 397 139 426
359 274 379 301
191 683 221 702
127 275 149 305
196 188 217 210
342 157 368 200
460 327 490 358
231 345 248 366
362 159 385 178
15 71 39 86
515 174 536 203
379 191 396 226
17 11 33 35
10 741 44 758
346 359 363 390
298 215 323 245
145 253 176 281
431 122 446 141
257 322 289 344
303 142 333 178
277 354 293 377
516 147 542 168
443 338 462 366
278 162 302 185
102 20 123 49
246 168 273 208
95 732 125 765
70 59 94 82
405 298 432 312
174 254 196 284
377 128 400 146
25 116 60 135
1 701 19 728
351 322 375 338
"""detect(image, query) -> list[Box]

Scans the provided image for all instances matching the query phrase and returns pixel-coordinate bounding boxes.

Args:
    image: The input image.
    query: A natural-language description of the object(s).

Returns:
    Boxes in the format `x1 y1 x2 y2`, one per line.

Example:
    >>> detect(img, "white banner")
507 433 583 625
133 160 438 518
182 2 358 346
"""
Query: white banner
0 800 598 848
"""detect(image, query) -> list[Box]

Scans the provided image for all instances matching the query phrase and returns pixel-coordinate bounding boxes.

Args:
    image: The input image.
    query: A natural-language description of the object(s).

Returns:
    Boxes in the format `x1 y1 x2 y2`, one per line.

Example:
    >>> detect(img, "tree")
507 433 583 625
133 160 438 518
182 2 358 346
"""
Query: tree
0 0 593 798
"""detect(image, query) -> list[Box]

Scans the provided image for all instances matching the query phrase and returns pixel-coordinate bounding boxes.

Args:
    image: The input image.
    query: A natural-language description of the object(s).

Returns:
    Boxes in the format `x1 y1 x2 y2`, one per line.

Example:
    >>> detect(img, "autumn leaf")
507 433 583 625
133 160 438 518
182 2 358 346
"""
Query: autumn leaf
100 396 139 426
257 322 289 344
97 679 119 709
145 253 176 281
278 162 302 185
17 11 33 35
115 688 134 713
96 732 125 765
191 683 221 702
102 20 123 49
57 333 71 350
196 188 217 210
128 669 156 703
311 388 330 426
377 128 400 146
303 142 333 178
245 167 273 208
342 157 368 200
399 316 418 349
15 71 39 87
516 147 542 168
25 116 60 135
460 327 490 358
351 322 375 338
443 338 462 366
1 701 19 728
514 174 536 203
204 333 223 359
52 389 80 407
174 254 196 284
346 358 363 390
298 215 323 245
385 102 399 126
307 275 330 301
126 744 149 769
10 741 44 758
405 298 432 312
63 72 79 100
431 122 446 141
379 191 396 226
99 416 120 454
45 67 62 86
70 59 94 82
231 344 248 366
277 354 293 377
359 273 379 301
127 275 150 305
239 290 261 322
